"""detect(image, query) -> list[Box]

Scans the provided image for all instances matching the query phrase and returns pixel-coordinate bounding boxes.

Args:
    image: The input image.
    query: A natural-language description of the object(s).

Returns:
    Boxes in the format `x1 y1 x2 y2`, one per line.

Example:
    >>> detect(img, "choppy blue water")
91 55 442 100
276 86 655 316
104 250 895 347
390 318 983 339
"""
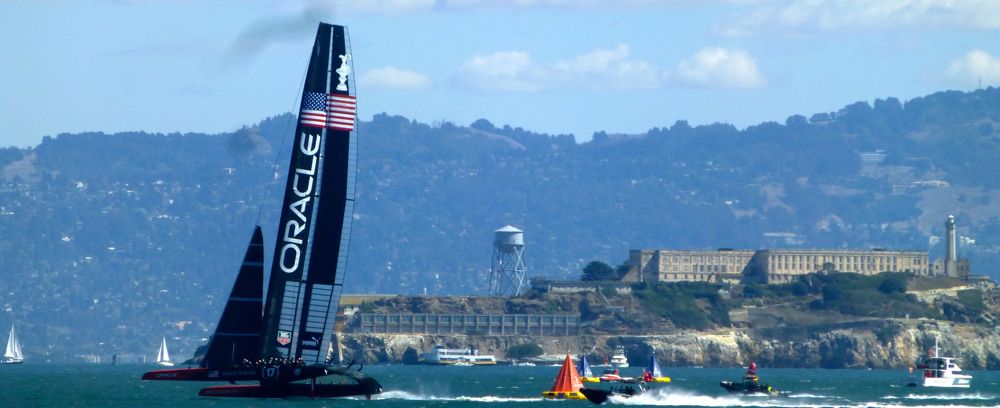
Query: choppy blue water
2 364 998 407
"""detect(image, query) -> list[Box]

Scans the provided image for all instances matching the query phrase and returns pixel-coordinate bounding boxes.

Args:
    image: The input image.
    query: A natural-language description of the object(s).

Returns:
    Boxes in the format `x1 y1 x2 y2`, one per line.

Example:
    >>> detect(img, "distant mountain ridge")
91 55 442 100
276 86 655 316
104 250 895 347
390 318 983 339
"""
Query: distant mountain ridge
1 88 1000 360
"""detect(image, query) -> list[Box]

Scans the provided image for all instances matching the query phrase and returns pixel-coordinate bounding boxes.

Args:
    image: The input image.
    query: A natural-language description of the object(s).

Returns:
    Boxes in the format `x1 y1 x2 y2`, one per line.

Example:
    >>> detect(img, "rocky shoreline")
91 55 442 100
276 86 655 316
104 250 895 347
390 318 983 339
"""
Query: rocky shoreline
337 320 1000 369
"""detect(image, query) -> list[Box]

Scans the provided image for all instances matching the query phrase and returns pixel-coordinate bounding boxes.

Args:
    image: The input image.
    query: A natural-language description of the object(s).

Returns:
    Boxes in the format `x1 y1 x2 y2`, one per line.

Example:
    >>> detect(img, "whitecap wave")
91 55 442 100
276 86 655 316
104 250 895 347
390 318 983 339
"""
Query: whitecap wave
788 393 837 399
372 390 541 402
606 388 766 406
456 396 543 402
883 393 995 401
599 388 989 408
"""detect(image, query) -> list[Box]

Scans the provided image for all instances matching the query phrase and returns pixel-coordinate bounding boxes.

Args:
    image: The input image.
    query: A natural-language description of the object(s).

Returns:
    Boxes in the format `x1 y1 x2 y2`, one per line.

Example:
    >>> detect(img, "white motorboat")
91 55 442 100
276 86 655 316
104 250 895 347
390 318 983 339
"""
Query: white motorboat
912 338 972 388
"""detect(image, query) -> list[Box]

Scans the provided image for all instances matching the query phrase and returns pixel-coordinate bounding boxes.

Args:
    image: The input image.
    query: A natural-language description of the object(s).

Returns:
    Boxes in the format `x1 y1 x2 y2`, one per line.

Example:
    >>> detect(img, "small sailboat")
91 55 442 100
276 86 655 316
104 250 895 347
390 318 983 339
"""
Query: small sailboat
541 354 586 400
3 324 24 364
156 337 174 366
643 352 671 383
579 355 600 383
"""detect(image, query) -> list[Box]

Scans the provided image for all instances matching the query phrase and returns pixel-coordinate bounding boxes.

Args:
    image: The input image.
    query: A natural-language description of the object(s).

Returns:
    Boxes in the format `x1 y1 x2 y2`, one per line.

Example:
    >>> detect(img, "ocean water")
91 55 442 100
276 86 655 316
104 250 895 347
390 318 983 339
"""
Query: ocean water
2 364 999 407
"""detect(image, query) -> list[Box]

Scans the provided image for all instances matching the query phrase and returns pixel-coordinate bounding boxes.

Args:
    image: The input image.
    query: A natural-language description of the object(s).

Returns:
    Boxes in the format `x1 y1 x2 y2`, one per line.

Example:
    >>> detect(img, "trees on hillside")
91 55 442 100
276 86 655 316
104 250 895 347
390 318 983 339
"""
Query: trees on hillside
581 261 616 281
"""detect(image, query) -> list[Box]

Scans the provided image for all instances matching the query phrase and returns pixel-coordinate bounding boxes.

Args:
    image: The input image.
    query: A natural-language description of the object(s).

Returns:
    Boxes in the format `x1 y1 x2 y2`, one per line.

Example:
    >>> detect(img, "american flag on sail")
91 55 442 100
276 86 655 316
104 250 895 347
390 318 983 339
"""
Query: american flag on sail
299 92 356 131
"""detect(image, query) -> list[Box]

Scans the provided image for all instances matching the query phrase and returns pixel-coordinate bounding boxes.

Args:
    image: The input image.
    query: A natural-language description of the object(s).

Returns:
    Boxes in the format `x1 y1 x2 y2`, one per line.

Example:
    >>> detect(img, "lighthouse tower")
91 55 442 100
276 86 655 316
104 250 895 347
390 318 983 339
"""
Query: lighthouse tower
944 215 957 277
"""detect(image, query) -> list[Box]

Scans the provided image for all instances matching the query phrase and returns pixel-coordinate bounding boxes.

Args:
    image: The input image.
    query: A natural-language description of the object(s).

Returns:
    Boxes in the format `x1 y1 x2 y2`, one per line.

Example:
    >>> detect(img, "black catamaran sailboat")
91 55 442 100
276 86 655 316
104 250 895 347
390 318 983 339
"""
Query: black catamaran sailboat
141 23 381 399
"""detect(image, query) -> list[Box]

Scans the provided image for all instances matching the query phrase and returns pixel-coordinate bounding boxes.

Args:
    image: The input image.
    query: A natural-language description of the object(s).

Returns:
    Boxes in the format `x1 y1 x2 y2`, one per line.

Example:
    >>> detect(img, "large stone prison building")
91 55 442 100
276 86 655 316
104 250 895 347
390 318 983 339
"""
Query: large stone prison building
630 248 930 285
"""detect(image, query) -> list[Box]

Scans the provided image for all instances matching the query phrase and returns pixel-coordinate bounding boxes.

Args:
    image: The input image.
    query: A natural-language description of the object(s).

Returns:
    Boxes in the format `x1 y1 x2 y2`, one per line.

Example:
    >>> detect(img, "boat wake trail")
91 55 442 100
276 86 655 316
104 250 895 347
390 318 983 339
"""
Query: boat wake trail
883 393 996 401
604 388 993 408
787 393 837 399
608 388 758 406
373 390 540 402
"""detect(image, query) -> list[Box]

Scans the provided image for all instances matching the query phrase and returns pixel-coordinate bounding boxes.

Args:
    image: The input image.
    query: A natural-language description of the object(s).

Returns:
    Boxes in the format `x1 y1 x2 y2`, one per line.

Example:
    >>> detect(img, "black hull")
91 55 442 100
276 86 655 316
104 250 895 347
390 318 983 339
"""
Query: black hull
720 381 785 396
580 388 611 405
199 382 378 399
198 375 382 399
145 365 382 399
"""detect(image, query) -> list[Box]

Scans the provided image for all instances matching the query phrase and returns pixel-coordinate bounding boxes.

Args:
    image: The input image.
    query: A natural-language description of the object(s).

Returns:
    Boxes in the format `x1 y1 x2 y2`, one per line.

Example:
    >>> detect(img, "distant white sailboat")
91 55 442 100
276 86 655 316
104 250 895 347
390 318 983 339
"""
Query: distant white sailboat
3 324 24 365
156 337 174 367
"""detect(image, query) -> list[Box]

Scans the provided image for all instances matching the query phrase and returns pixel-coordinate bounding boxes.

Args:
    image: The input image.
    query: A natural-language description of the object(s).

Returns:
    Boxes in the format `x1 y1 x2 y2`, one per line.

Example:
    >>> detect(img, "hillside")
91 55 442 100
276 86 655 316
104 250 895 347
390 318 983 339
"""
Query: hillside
342 274 1000 369
355 274 998 333
2 88 1000 360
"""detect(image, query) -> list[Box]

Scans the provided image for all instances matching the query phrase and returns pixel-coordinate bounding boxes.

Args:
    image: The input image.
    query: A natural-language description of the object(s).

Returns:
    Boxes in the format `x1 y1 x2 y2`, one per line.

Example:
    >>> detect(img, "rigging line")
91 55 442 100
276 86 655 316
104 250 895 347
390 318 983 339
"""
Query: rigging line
254 53 311 228
338 27 359 290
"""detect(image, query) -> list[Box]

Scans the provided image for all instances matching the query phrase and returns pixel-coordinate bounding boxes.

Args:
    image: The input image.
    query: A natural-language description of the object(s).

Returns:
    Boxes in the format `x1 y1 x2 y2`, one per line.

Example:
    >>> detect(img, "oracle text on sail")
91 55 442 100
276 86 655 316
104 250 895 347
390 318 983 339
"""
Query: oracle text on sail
280 132 321 274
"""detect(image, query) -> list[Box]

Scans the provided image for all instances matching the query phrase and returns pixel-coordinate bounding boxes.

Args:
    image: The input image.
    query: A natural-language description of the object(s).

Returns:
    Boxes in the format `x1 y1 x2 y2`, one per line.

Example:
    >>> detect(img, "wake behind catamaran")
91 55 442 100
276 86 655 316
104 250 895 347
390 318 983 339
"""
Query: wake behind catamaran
142 23 381 399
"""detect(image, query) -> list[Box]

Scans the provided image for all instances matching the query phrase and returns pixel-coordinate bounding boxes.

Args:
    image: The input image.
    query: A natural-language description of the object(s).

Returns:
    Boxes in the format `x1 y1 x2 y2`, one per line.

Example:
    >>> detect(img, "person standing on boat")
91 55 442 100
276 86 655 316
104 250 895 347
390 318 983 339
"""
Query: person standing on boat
745 362 758 383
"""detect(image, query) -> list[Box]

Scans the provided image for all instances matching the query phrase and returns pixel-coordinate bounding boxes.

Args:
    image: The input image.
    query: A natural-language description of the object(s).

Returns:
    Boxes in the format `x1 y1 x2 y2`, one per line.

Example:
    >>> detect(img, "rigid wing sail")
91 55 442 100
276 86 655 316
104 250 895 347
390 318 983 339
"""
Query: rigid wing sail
142 23 380 399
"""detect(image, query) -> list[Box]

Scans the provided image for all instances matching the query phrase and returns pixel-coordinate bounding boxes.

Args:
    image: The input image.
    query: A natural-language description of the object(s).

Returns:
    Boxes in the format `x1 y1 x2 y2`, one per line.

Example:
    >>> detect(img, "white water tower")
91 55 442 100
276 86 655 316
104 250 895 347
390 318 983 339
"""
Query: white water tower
489 225 527 296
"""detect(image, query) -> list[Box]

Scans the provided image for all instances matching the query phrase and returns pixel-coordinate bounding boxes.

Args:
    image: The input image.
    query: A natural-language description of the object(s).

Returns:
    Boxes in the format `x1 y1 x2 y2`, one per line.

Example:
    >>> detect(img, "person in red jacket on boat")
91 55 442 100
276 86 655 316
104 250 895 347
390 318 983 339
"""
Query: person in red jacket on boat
745 361 758 383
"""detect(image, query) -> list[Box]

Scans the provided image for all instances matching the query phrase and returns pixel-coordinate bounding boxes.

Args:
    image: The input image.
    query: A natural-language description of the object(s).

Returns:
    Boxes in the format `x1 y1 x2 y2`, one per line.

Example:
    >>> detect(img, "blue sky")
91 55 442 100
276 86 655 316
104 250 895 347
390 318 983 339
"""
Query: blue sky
2 0 999 147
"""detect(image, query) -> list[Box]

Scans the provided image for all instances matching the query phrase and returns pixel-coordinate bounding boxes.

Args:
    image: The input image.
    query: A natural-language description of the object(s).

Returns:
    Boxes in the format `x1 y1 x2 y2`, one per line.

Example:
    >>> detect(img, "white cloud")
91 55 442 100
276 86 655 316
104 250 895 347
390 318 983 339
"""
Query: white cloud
454 44 663 92
455 51 544 92
332 0 436 15
715 0 1000 37
551 44 662 90
945 50 1000 86
669 47 764 90
359 67 432 90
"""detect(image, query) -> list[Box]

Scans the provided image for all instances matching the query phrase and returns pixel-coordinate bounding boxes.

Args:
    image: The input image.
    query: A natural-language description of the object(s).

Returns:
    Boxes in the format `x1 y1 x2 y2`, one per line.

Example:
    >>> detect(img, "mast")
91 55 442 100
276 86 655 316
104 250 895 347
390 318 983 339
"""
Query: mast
261 23 357 364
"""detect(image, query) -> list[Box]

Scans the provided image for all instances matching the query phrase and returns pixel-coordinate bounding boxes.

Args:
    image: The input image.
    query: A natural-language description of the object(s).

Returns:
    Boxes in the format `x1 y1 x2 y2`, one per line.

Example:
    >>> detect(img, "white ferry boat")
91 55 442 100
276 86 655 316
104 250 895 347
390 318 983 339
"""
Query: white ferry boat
610 346 629 368
420 345 497 365
914 338 972 388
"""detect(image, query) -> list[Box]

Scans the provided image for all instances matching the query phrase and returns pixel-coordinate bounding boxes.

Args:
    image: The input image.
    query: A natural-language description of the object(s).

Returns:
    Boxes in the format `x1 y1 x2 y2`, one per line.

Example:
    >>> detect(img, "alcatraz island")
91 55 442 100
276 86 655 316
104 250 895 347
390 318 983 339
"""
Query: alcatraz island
333 216 1000 370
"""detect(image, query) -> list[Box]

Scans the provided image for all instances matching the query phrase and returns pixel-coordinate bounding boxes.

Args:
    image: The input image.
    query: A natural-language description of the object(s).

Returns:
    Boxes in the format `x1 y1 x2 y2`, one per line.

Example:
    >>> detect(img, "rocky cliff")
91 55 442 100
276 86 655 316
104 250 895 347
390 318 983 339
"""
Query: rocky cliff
337 320 1000 369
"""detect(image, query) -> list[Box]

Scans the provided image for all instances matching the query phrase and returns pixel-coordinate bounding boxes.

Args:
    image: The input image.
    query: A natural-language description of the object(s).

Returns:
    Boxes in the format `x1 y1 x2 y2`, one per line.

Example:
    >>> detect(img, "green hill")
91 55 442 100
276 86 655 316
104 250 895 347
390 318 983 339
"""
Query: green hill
2 88 1000 360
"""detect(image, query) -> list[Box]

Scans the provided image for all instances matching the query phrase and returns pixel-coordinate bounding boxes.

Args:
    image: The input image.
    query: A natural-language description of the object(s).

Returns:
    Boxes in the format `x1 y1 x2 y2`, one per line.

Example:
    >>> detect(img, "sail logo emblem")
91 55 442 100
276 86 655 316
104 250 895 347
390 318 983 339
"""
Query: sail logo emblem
277 330 292 346
335 54 351 91
301 335 322 348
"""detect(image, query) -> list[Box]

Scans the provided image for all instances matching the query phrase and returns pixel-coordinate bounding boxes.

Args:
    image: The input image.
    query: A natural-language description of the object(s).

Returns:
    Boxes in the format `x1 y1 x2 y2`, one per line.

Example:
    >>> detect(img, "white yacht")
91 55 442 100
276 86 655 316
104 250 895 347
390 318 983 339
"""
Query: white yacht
610 346 629 368
420 345 496 365
914 338 972 388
